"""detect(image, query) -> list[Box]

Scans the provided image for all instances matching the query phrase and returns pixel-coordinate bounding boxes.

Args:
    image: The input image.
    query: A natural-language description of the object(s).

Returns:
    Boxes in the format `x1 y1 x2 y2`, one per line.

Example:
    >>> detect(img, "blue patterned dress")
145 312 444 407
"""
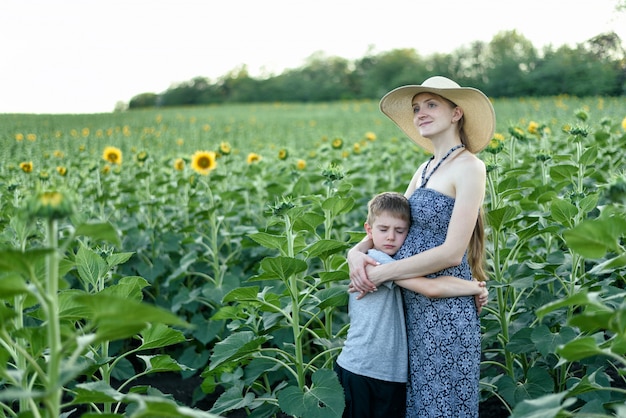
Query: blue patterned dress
394 187 480 417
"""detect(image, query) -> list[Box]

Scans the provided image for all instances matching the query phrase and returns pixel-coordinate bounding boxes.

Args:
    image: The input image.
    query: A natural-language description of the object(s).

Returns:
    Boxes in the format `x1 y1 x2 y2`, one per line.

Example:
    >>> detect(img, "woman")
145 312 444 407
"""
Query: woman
348 76 495 417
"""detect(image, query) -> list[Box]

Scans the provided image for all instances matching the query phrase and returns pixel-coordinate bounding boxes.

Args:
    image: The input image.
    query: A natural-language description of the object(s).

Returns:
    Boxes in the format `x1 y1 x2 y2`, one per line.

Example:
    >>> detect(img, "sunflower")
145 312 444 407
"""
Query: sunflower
103 146 122 165
56 166 68 176
296 159 306 170
219 141 231 155
278 149 288 160
485 133 505 154
621 116 626 131
191 151 217 175
331 138 343 149
136 151 148 162
246 153 262 164
364 132 377 141
19 161 33 173
174 158 185 171
26 190 75 220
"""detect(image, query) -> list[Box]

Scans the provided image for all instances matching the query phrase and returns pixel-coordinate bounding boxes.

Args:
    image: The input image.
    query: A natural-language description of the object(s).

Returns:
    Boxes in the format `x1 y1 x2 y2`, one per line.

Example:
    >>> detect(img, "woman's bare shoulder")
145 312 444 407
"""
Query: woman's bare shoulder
454 151 485 172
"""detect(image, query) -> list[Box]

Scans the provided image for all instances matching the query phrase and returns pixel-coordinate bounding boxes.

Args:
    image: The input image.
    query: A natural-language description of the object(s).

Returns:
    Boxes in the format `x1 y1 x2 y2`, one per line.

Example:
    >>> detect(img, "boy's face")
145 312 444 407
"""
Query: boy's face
365 212 409 257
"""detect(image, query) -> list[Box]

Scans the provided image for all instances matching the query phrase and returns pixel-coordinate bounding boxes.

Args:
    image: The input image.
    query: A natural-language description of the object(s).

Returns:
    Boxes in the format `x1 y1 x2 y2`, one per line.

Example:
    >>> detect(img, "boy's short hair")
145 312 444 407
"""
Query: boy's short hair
366 192 411 225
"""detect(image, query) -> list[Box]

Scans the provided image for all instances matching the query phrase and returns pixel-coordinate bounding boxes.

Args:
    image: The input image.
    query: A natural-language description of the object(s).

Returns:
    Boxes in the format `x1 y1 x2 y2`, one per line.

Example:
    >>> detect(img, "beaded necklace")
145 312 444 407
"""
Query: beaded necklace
420 144 465 188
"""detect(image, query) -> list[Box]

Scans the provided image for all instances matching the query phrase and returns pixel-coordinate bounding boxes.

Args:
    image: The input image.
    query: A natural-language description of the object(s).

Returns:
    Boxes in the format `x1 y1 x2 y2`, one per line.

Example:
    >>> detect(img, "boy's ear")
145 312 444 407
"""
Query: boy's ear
364 222 373 239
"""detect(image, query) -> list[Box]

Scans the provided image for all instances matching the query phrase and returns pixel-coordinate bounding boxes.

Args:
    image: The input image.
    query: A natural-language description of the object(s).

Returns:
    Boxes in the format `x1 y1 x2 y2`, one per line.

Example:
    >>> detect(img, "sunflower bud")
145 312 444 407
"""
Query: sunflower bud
26 190 75 220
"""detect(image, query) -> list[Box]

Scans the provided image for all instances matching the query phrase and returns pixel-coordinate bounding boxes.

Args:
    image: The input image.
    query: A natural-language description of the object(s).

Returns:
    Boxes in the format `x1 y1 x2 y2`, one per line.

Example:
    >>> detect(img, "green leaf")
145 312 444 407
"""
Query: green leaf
557 337 604 361
305 239 350 259
292 212 325 233
209 331 269 370
315 286 348 309
568 304 614 333
106 252 134 267
253 256 307 281
563 218 622 258
248 232 284 250
137 354 192 373
100 276 150 301
72 293 188 342
578 193 598 214
75 222 121 247
510 392 575 418
567 370 611 397
0 272 29 298
321 195 355 217
122 392 220 417
549 198 578 227
550 164 577 182
72 381 124 404
319 270 348 284
0 249 50 278
76 243 108 289
530 325 577 357
277 368 344 418
506 328 534 354
486 206 519 231
222 286 260 303
589 253 626 275
138 323 187 350
209 385 258 416
579 145 597 166
536 290 596 319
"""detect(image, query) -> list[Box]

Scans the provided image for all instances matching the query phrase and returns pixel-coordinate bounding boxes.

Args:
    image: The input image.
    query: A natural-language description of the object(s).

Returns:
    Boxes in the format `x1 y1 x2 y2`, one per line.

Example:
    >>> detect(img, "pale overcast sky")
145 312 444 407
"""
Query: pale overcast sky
1 0 624 114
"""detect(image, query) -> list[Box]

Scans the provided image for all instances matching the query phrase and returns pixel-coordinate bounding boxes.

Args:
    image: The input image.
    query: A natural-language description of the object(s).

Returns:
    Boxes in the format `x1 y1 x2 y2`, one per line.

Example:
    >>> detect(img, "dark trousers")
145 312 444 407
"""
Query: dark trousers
334 362 406 418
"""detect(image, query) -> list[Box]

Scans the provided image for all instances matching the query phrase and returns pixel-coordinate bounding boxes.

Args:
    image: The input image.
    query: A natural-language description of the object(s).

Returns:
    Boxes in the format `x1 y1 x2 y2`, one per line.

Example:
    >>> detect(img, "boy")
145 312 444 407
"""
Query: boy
335 191 487 418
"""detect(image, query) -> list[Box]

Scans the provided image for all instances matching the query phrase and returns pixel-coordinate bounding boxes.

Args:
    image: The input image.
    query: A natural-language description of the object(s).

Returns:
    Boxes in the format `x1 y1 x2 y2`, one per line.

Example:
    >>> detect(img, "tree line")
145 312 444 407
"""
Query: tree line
128 30 626 109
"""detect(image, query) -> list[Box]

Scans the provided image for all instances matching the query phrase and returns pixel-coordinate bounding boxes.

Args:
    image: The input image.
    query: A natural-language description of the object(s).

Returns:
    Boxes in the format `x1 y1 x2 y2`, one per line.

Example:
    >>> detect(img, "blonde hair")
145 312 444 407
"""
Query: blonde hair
445 97 487 281
366 192 411 225
468 208 487 281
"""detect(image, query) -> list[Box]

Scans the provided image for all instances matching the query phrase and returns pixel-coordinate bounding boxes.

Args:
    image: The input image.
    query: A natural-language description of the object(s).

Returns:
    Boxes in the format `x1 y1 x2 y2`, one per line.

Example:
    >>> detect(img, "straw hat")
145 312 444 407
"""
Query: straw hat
379 76 496 153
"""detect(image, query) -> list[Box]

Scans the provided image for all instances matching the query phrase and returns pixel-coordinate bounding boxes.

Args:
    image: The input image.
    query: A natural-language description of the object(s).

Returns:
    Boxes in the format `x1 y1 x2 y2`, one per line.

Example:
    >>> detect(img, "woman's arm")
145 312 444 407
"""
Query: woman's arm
347 236 377 294
395 276 488 313
395 275 483 298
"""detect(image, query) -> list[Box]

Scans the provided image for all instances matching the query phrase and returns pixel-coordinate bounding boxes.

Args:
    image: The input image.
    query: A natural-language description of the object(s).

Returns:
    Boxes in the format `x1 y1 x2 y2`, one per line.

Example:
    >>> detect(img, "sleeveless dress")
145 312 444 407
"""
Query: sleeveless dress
394 186 480 417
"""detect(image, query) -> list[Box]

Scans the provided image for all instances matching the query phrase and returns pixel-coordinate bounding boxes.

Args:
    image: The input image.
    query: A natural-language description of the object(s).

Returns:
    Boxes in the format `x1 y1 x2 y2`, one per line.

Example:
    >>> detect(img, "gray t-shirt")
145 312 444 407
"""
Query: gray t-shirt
336 249 408 382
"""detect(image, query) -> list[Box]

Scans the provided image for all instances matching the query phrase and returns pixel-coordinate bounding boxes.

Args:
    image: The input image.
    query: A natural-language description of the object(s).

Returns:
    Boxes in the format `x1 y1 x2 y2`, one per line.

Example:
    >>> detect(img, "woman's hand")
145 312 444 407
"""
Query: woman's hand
347 248 378 297
474 281 488 314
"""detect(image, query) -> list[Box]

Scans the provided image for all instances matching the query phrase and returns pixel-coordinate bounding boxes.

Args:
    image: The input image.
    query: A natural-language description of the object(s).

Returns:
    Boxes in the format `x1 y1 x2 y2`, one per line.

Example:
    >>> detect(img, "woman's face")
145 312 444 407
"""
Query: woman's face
411 93 461 139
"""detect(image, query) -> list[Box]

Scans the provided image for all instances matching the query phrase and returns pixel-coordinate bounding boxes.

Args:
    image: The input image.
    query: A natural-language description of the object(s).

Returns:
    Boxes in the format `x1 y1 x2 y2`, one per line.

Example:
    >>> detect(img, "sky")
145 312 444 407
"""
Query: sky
1 0 625 114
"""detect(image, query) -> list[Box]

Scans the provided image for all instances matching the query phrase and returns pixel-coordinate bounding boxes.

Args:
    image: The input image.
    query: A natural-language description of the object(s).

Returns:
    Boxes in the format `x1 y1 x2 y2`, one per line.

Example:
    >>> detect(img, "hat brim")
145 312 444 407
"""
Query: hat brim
380 84 496 153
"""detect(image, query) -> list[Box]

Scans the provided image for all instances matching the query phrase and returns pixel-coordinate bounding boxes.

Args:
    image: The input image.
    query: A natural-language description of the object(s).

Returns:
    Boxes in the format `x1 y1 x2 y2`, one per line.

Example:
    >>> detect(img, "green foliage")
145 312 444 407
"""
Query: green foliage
1 97 626 416
0 193 193 416
202 170 353 416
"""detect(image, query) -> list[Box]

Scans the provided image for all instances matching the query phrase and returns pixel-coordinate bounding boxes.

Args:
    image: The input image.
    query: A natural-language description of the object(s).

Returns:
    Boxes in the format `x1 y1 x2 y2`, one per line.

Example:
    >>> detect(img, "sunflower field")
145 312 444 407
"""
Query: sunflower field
1 97 626 418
